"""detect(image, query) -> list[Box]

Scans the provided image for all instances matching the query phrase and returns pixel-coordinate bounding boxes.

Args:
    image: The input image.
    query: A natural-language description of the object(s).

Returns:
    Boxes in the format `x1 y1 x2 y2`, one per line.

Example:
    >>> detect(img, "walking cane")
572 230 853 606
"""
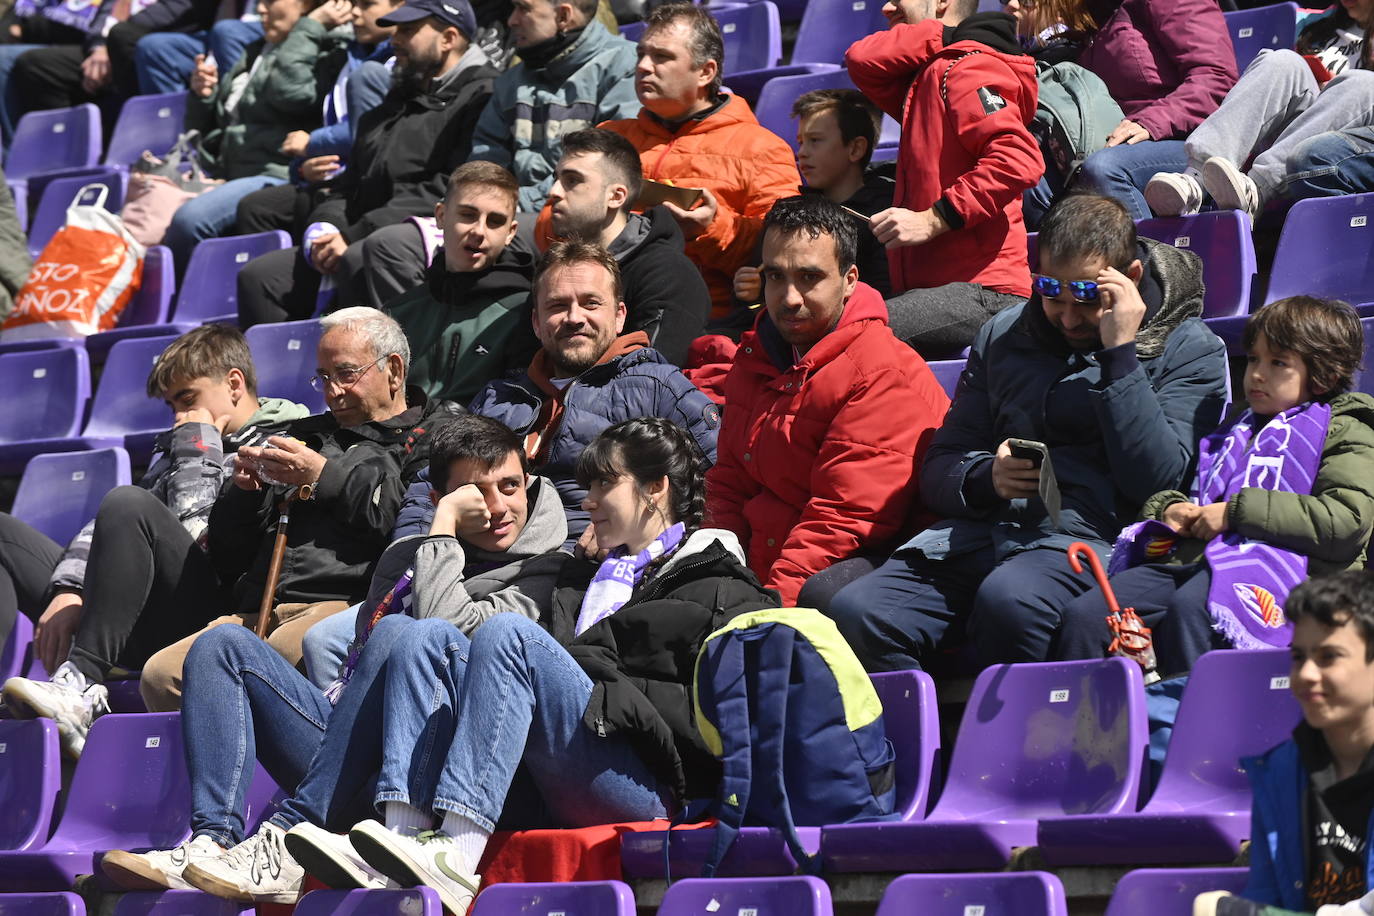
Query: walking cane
255 489 300 640
1066 541 1159 680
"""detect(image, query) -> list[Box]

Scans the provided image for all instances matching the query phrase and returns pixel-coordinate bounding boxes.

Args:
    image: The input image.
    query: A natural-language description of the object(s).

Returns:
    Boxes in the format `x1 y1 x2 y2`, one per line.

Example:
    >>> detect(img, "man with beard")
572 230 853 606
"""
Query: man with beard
233 0 500 326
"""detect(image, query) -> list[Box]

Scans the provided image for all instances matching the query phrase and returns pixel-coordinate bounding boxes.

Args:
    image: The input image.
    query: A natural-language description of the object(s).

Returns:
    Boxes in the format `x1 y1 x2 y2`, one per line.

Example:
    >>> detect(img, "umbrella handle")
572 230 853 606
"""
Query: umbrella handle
1066 541 1123 617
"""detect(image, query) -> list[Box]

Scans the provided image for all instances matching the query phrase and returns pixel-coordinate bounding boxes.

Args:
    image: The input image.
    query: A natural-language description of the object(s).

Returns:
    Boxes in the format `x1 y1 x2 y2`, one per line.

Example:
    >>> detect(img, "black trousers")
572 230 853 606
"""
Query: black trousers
67 486 231 680
11 21 148 117
0 513 63 650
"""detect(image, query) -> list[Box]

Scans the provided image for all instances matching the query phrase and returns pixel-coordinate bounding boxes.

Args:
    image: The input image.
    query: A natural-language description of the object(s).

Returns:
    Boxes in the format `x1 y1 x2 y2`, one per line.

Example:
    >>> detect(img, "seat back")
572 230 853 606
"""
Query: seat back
1359 317 1374 396
1104 867 1248 916
12 448 132 547
1137 212 1256 318
0 616 41 684
871 669 941 820
104 93 189 169
1147 649 1299 811
46 712 191 851
754 70 856 153
111 891 250 915
82 336 181 439
293 889 443 915
931 658 1147 821
0 348 90 443
716 3 782 75
26 173 125 259
0 720 60 851
659 878 832 916
926 359 964 399
0 893 85 915
174 231 293 324
1223 3 1298 72
6 105 101 182
118 246 176 329
471 881 635 916
245 320 326 414
875 872 1067 916
1268 191 1374 305
791 0 888 66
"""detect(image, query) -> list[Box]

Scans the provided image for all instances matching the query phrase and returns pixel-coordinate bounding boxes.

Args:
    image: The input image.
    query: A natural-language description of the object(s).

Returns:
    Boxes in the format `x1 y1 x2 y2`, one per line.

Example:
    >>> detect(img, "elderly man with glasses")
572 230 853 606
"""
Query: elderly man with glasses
3 307 465 735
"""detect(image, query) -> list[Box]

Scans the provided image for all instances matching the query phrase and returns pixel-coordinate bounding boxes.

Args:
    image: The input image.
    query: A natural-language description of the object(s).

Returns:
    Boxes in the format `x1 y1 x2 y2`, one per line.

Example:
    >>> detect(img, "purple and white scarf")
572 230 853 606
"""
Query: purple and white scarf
322 568 414 706
1111 401 1331 649
575 523 686 636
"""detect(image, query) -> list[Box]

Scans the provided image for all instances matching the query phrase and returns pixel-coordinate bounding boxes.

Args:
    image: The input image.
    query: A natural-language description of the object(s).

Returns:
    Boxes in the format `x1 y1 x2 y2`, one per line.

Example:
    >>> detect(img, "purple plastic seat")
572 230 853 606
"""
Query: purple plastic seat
0 347 93 475
83 246 180 359
822 658 1147 872
622 670 939 877
293 888 444 915
658 877 831 916
790 0 888 67
619 20 645 41
5 104 102 226
1137 212 1256 318
1104 868 1249 916
0 615 43 683
26 174 125 260
927 359 964 399
12 447 132 547
1267 192 1374 306
1223 3 1298 73
875 872 1068 916
104 93 189 171
245 319 326 413
111 891 251 915
0 720 61 851
754 70 857 154
0 893 85 915
714 3 821 102
471 881 635 916
1037 649 1299 866
172 231 294 326
0 712 191 890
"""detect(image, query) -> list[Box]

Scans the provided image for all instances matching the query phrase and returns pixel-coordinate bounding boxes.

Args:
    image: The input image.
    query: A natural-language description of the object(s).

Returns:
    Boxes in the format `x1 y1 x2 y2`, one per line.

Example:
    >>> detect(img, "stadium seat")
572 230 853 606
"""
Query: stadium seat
1267 191 1374 306
26 173 125 260
12 448 132 548
1037 649 1299 866
659 877 832 916
927 359 964 399
0 616 43 683
622 670 940 877
110 891 251 915
754 70 857 153
1223 3 1299 73
1137 211 1256 318
0 347 92 475
83 246 181 360
619 20 645 41
5 104 102 226
172 231 294 326
1360 317 1374 396
294 888 444 915
715 3 814 102
821 658 1147 872
790 0 888 67
471 881 635 916
1104 867 1249 916
0 713 191 890
245 320 326 414
0 892 85 915
875 872 1068 916
104 93 189 172
0 720 61 851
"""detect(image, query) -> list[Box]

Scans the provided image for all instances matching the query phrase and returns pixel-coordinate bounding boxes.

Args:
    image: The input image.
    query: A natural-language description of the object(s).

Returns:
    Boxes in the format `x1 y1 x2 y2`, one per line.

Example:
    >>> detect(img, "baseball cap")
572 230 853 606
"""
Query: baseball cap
378 0 477 38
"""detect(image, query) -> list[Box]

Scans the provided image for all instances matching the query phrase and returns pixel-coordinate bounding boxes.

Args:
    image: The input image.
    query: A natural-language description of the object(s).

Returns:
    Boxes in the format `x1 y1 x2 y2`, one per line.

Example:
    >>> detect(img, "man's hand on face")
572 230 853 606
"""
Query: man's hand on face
870 207 950 249
662 187 719 240
992 438 1041 501
174 406 231 433
1095 265 1148 350
430 484 491 538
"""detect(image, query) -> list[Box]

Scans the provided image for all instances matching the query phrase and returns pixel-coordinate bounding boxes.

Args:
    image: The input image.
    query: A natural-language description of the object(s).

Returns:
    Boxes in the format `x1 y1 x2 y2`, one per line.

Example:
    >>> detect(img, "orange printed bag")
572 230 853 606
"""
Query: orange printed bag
1 184 145 341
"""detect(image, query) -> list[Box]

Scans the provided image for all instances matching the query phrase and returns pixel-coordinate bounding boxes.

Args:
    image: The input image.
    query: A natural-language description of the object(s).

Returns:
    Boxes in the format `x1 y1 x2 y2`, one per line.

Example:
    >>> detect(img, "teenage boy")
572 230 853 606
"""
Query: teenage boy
385 161 535 404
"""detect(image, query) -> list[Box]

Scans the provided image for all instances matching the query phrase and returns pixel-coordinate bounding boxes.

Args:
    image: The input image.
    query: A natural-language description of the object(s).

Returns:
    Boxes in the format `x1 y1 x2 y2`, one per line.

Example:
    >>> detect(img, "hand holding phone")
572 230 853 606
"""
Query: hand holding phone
994 438 1042 499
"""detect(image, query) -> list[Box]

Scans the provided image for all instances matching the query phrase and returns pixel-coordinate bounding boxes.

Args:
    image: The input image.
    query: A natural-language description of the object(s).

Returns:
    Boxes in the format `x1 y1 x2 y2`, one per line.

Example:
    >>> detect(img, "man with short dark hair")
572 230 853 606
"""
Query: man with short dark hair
707 195 948 606
826 193 1229 671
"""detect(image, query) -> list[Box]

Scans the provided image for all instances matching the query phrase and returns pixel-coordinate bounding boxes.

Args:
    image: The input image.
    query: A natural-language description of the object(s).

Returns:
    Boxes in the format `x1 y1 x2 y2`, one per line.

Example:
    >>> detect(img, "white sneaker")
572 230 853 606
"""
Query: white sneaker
102 835 225 890
349 819 480 916
284 822 390 890
1144 171 1204 216
1201 155 1262 222
182 822 304 904
2 673 109 758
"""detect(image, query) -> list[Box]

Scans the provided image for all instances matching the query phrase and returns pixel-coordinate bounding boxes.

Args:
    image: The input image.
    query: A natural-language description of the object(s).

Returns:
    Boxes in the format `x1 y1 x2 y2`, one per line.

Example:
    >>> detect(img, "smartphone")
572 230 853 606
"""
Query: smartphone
1007 437 1047 467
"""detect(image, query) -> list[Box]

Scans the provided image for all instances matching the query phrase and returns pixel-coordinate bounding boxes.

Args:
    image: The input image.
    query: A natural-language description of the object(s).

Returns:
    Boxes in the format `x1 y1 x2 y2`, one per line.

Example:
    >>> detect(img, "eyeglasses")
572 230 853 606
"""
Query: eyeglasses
310 356 388 392
1034 275 1100 302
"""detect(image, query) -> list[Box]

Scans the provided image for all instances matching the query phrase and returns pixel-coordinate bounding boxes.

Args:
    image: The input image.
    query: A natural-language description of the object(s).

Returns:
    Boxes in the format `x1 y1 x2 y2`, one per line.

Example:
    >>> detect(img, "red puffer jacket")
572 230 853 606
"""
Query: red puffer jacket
705 283 950 604
846 13 1041 298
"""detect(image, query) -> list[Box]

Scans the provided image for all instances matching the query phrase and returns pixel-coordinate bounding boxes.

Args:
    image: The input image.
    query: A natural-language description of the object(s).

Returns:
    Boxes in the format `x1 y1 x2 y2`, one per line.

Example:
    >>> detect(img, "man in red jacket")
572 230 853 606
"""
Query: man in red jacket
705 195 950 606
847 1 1042 358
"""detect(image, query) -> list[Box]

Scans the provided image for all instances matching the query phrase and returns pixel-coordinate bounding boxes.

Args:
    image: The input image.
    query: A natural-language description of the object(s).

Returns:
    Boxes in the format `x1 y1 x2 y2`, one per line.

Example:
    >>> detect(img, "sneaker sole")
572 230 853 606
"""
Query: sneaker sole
100 850 186 891
2 680 88 758
349 821 477 916
1143 179 1195 217
182 862 301 904
284 826 378 891
1200 158 1257 218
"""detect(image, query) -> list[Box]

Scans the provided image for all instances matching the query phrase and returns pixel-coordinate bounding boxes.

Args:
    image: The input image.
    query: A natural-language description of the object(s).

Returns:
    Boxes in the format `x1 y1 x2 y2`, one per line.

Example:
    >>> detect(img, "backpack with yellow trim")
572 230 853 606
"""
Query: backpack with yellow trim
692 607 896 876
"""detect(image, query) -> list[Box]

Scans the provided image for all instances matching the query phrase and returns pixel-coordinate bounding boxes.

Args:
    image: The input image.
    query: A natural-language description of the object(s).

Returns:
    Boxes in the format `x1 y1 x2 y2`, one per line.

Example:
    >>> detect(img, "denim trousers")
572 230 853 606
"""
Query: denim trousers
1076 140 1189 220
1286 126 1374 199
376 614 672 834
300 603 360 690
133 20 263 95
164 174 287 272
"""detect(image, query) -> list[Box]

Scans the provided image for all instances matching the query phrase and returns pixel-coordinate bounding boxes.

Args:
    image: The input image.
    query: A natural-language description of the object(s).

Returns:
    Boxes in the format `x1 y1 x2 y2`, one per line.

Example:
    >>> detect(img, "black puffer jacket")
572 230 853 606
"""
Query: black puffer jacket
547 528 778 803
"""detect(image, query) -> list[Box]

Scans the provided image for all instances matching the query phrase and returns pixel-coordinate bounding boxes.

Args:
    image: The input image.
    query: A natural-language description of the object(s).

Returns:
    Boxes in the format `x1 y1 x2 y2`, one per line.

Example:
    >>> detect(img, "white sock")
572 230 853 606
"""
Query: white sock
52 661 89 691
383 802 435 837
438 811 491 876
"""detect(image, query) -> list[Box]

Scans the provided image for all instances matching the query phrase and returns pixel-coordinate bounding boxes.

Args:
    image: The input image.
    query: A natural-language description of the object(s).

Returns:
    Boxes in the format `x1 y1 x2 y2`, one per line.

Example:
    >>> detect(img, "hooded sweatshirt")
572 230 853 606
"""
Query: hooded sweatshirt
607 207 712 367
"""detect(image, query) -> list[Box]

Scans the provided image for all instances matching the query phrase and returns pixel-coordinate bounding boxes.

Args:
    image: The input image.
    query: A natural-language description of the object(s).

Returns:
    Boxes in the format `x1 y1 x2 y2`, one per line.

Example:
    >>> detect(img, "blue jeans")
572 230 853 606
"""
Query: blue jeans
182 615 412 845
376 615 672 833
165 174 286 272
1076 140 1189 221
300 602 359 690
1285 127 1374 200
0 43 42 144
133 20 263 94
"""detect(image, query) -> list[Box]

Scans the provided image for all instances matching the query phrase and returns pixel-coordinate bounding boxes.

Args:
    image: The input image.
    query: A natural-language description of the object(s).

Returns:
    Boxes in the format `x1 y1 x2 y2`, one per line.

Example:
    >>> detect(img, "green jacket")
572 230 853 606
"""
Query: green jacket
186 18 349 180
1140 391 1374 574
385 247 535 405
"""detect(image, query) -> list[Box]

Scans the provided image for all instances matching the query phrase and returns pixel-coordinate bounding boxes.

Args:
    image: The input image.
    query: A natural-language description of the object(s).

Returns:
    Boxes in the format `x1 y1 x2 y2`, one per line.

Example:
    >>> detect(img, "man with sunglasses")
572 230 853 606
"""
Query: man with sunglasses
826 193 1228 671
